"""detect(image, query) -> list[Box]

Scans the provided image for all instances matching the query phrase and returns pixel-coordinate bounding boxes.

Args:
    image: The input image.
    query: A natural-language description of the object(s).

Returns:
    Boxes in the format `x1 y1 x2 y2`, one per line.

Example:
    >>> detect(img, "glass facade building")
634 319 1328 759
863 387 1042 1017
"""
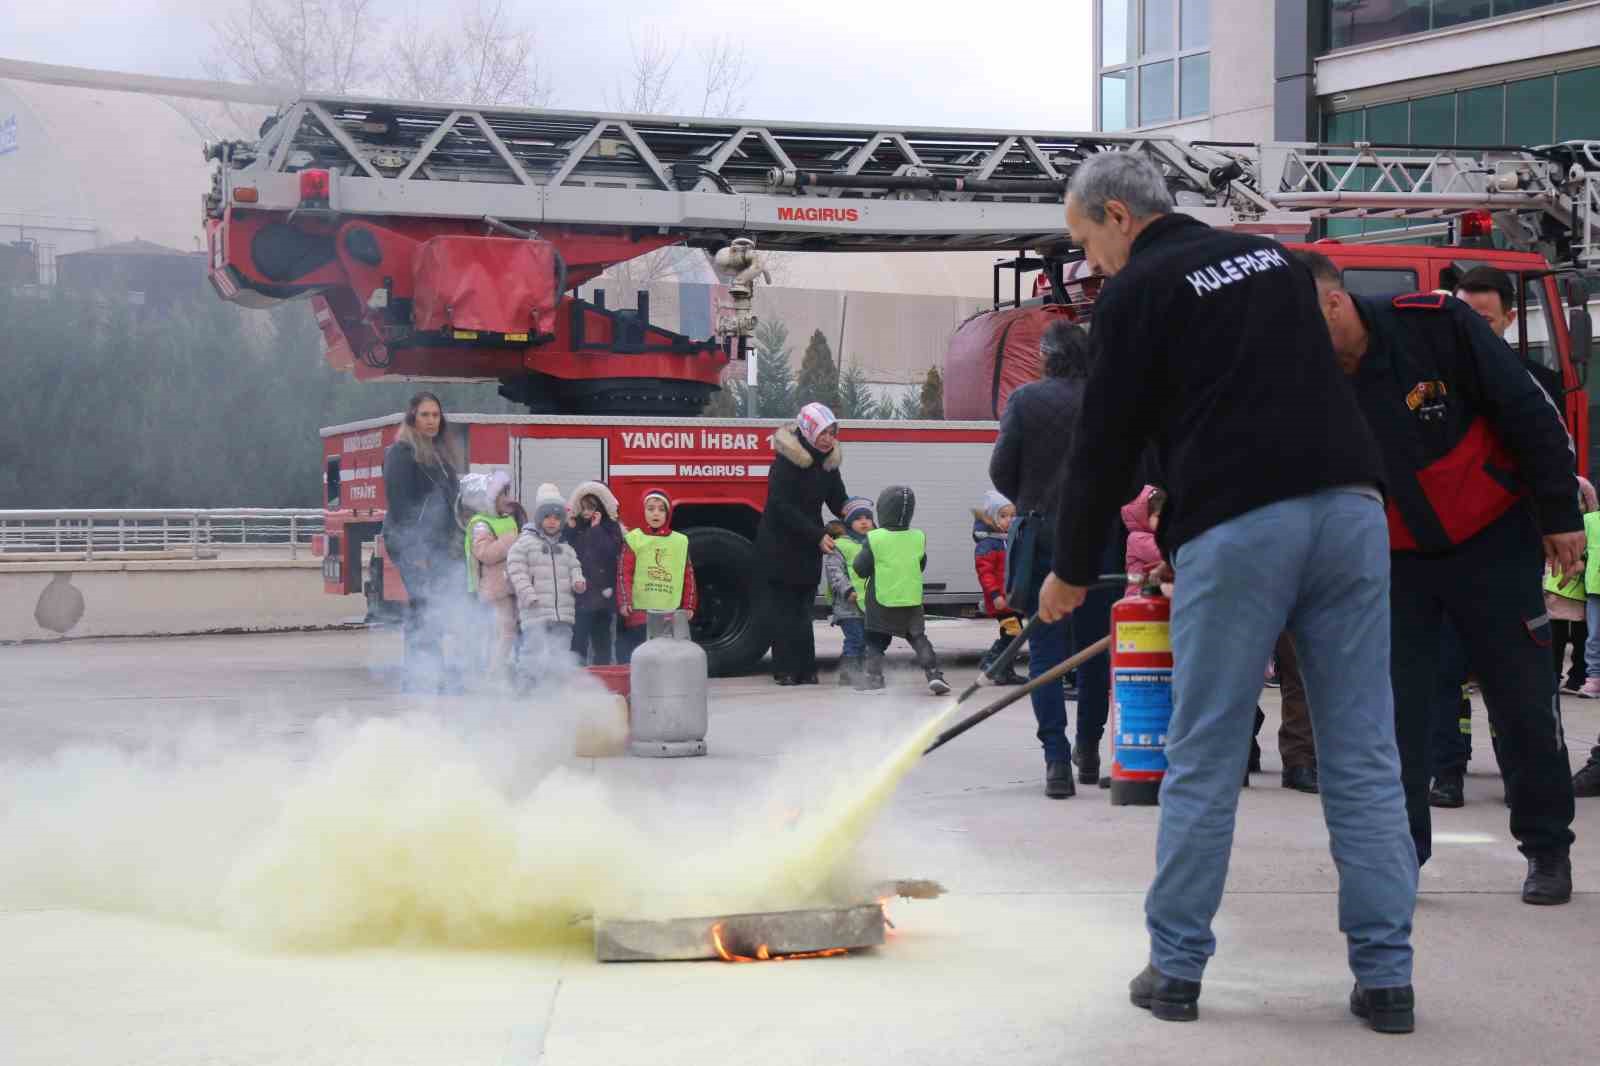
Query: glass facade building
1326 0 1573 51
1098 0 1211 131
1322 61 1600 236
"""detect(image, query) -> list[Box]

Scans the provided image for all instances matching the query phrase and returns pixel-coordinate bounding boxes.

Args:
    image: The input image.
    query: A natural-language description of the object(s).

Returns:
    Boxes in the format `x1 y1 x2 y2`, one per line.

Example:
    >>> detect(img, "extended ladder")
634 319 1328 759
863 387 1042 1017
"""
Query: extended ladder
205 95 1600 265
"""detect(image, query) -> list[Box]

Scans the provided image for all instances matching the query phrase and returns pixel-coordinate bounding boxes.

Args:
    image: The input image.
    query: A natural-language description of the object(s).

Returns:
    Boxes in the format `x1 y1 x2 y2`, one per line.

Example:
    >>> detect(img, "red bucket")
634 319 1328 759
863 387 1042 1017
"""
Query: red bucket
587 665 631 698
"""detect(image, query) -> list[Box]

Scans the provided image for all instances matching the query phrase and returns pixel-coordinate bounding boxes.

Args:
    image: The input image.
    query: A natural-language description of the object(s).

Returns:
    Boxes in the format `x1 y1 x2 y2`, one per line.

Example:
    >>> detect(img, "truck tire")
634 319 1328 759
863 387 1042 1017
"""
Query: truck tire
683 526 770 676
364 554 403 625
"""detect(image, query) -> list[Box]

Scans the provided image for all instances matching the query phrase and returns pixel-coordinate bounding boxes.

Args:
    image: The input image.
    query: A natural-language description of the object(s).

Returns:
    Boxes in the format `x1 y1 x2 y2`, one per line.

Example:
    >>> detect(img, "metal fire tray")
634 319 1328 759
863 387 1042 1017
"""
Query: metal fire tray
595 904 886 962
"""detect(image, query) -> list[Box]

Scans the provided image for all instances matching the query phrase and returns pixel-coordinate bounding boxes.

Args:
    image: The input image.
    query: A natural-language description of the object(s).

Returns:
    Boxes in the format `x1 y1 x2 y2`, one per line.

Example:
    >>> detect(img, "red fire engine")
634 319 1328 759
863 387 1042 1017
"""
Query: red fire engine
319 414 999 675
203 98 1598 673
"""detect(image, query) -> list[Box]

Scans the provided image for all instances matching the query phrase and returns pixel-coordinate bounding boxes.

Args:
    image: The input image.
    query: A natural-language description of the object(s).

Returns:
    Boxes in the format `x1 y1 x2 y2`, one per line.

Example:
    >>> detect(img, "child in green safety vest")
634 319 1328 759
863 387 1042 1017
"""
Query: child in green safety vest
851 484 949 696
616 488 697 664
1571 478 1600 703
823 497 888 688
1574 478 1600 797
1548 475 1597 697
460 470 525 684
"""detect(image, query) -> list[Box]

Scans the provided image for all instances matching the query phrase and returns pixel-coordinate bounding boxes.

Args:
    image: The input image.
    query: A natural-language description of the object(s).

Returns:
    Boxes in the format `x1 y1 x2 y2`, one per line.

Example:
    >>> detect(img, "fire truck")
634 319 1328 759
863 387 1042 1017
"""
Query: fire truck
202 96 1598 673
319 413 998 675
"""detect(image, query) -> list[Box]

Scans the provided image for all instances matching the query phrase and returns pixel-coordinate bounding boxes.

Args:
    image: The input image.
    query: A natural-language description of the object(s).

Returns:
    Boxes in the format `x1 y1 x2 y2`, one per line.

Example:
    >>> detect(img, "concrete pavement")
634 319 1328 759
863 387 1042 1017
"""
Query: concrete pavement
2 622 1596 1065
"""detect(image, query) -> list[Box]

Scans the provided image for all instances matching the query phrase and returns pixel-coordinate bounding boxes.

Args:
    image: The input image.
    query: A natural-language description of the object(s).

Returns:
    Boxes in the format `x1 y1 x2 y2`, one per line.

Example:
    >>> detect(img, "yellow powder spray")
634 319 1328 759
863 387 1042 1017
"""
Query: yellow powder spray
0 688 961 951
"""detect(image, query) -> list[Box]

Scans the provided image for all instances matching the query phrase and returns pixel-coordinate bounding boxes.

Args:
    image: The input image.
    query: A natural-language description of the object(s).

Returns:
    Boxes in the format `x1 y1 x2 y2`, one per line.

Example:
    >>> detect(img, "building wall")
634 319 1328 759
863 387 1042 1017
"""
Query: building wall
1093 0 1276 143
0 77 268 267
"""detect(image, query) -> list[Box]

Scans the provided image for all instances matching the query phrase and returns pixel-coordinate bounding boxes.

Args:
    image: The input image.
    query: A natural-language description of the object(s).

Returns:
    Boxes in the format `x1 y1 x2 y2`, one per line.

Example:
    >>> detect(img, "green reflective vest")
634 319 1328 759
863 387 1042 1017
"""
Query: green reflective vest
625 528 689 611
825 536 871 606
1585 511 1600 595
866 528 925 607
464 513 519 593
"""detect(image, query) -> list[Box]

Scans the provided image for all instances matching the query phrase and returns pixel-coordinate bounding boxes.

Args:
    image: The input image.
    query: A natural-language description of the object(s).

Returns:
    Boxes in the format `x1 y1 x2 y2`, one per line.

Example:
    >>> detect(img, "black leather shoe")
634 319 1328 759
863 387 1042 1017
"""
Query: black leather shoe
1349 983 1414 1034
774 674 797 687
1282 765 1320 794
1428 770 1464 809
1129 964 1200 1022
795 673 819 685
1072 746 1101 785
1522 854 1573 905
1573 758 1600 798
1045 761 1076 799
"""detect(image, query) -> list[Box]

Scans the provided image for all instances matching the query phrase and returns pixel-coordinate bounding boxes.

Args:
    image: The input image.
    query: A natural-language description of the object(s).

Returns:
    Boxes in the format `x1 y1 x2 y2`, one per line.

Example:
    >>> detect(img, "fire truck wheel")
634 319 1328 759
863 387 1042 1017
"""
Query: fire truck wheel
684 526 770 677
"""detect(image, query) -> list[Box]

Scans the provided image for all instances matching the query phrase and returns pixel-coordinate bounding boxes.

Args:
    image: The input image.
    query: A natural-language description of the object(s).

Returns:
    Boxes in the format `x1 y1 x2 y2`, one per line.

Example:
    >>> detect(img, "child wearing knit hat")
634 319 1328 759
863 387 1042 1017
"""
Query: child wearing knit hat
616 488 698 664
506 482 587 686
823 496 888 687
973 490 1025 685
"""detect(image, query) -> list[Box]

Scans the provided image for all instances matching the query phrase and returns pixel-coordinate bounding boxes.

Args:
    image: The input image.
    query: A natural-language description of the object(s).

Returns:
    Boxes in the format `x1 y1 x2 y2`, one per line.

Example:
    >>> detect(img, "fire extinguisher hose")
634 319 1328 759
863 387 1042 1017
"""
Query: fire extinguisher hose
924 635 1112 757
923 573 1138 756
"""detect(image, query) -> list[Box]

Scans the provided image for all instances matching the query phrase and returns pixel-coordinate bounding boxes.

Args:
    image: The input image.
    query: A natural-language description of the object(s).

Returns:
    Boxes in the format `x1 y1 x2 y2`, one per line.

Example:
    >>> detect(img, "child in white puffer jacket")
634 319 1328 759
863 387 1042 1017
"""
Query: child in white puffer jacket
506 482 587 684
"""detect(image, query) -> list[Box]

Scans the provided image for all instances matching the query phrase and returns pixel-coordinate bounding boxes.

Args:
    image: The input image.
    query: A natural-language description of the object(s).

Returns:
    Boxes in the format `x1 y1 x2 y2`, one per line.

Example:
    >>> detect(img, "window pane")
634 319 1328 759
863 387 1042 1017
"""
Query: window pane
1140 61 1175 125
1181 0 1209 48
1556 66 1600 142
1101 70 1131 132
1410 93 1455 146
1366 100 1409 144
1179 53 1209 117
1327 1 1430 50
1456 85 1504 145
1101 0 1133 66
1495 0 1557 14
1506 76 1554 146
1324 108 1365 142
1144 0 1176 55
1341 269 1419 298
1433 0 1492 29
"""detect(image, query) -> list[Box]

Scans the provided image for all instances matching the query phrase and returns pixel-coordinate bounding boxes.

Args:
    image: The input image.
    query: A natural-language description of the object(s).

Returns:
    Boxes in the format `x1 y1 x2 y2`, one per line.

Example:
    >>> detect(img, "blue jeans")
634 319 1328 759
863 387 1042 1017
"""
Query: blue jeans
839 618 866 659
1148 490 1416 987
1027 533 1116 764
1585 597 1600 677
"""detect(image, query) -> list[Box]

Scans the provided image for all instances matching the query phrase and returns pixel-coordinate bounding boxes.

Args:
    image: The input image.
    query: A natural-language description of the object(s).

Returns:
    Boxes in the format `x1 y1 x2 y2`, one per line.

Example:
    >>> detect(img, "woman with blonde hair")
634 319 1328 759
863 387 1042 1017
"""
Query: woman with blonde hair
381 391 462 691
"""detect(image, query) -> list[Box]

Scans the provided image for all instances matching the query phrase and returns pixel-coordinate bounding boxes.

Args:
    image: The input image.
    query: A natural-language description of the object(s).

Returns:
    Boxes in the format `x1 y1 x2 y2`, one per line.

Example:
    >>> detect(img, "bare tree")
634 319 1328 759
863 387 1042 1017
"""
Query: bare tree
209 0 378 94
387 0 553 106
611 27 682 114
696 35 753 118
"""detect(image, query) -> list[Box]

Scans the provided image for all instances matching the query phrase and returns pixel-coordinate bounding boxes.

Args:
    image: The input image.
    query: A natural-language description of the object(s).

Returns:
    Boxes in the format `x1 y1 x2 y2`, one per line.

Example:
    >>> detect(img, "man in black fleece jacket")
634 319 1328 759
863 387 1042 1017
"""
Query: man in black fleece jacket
1040 153 1418 1032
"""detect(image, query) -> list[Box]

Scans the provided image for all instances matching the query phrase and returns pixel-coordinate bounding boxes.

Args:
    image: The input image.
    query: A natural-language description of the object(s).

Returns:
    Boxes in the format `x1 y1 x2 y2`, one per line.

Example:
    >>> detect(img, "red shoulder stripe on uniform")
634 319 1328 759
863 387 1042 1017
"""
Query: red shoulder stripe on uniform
1392 292 1449 311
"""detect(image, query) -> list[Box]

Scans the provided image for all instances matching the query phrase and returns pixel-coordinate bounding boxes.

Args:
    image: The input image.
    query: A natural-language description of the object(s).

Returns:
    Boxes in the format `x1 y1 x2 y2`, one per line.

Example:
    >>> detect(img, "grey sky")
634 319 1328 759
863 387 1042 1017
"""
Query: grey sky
1 0 1095 130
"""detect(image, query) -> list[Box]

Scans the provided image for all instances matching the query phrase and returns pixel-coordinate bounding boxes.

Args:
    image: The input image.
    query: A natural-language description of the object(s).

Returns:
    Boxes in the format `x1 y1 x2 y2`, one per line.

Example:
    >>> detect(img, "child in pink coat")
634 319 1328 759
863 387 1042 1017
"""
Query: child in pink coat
1121 485 1166 594
461 471 526 681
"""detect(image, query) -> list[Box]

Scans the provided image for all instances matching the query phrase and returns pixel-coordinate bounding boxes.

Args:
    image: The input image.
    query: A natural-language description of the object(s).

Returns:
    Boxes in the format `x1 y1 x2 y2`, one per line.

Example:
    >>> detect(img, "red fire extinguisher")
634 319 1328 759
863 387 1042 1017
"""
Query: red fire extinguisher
1108 586 1173 806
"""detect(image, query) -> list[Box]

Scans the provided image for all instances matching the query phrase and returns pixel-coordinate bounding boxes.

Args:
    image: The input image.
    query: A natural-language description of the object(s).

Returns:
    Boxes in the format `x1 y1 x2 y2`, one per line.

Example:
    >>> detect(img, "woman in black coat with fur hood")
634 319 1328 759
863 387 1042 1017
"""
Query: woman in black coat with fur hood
754 402 850 685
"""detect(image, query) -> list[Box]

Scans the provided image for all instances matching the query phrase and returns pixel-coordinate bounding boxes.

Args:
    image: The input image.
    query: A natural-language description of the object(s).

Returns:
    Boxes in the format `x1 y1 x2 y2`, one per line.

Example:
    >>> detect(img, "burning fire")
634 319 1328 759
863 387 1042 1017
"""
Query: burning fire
709 921 852 963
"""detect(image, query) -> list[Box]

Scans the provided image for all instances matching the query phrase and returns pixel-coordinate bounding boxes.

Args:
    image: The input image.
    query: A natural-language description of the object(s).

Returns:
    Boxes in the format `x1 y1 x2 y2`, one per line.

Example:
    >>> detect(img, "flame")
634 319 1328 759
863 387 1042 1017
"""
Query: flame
709 921 850 963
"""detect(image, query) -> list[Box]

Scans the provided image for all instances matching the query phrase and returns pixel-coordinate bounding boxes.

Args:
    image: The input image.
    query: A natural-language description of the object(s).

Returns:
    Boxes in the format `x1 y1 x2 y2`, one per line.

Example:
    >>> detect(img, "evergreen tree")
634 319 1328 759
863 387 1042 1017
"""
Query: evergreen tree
795 329 841 412
918 366 945 420
868 390 904 420
0 286 514 509
836 360 876 420
895 391 923 420
751 318 797 418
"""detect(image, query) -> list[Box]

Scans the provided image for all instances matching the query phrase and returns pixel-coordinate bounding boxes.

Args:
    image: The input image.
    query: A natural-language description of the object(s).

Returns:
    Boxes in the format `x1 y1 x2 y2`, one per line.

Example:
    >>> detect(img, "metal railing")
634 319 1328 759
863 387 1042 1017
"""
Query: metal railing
0 509 325 560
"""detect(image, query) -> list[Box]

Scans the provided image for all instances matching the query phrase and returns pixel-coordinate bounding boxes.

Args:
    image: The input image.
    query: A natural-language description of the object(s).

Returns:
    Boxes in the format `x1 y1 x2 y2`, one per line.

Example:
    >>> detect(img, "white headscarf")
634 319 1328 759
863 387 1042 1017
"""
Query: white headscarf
796 402 838 447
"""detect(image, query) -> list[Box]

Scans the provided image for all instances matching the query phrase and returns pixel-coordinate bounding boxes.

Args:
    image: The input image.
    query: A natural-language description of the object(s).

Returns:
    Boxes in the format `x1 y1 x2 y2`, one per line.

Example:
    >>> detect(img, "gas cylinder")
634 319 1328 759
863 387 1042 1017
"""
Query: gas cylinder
1108 587 1173 806
628 609 709 758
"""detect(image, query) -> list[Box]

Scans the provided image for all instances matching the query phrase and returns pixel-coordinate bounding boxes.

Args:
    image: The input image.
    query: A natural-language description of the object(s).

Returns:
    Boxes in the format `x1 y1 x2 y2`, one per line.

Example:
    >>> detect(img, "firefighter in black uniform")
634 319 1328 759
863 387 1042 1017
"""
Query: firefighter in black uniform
1296 250 1580 905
